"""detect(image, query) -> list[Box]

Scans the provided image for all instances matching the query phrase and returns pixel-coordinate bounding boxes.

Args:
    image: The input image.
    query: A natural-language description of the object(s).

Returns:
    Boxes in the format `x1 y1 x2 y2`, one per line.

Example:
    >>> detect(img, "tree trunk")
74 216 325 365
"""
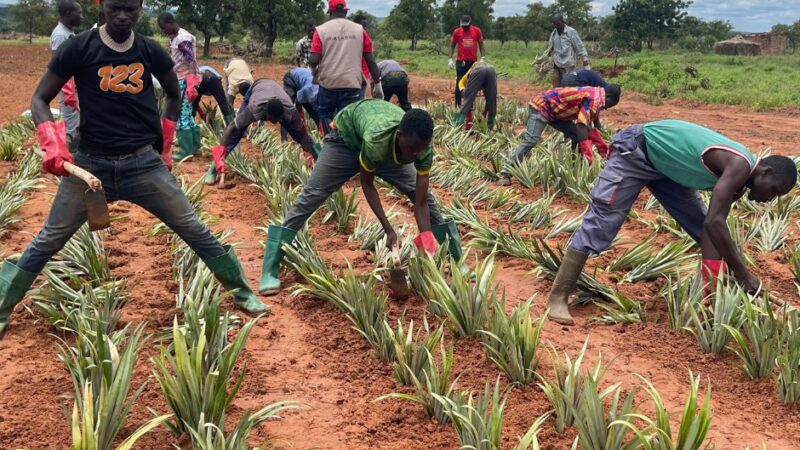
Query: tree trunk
263 20 276 57
410 36 417 51
27 21 32 43
203 34 212 57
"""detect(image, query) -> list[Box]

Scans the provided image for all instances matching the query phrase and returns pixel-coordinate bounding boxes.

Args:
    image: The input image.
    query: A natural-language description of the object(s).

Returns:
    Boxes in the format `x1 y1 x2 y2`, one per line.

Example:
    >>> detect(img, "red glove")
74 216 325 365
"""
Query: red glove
161 118 176 171
413 231 438 256
579 140 594 165
464 111 473 131
37 121 73 177
701 259 726 294
62 78 78 110
185 74 201 103
588 128 609 158
211 145 227 174
196 105 207 123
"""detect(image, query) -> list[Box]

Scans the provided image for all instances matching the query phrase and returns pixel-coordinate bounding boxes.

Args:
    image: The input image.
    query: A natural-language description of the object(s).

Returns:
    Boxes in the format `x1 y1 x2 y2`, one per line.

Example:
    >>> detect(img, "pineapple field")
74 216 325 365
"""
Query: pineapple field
1 44 800 450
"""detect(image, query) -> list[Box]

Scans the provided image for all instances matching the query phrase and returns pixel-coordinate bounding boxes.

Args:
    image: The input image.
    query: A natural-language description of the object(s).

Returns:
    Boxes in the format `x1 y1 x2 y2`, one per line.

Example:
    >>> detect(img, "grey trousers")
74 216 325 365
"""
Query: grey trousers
59 91 80 151
500 107 579 175
283 134 445 230
569 124 707 254
458 66 497 118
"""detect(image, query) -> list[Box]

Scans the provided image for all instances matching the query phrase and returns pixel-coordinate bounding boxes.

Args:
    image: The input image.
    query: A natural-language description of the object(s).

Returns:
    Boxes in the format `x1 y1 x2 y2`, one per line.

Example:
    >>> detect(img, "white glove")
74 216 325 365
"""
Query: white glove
584 61 591 70
371 81 384 100
480 56 485 62
448 58 455 70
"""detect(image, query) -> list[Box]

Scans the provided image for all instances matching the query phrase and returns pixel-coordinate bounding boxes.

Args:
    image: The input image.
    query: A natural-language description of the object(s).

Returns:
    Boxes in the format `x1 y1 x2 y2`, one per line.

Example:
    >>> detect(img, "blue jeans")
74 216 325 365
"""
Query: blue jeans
17 149 225 274
318 87 361 133
570 124 707 254
500 108 579 175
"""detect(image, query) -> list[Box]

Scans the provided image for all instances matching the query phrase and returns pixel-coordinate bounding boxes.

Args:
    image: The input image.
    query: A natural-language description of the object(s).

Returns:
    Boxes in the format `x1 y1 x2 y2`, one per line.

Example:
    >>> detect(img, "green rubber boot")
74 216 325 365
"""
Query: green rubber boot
203 163 217 185
487 115 496 131
0 260 38 338
223 114 235 127
454 112 466 126
173 129 195 161
259 225 297 295
191 127 202 156
431 219 463 261
546 247 589 326
309 142 321 160
206 245 270 315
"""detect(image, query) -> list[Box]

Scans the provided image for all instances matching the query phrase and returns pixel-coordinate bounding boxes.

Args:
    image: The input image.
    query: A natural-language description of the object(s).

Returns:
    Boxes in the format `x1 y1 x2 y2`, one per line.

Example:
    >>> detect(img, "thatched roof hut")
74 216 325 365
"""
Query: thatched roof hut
714 35 761 56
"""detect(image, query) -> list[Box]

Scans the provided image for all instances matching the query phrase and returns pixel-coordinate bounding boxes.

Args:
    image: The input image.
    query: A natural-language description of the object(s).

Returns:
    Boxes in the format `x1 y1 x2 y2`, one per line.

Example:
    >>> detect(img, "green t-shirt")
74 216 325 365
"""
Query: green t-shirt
643 120 756 191
333 99 433 175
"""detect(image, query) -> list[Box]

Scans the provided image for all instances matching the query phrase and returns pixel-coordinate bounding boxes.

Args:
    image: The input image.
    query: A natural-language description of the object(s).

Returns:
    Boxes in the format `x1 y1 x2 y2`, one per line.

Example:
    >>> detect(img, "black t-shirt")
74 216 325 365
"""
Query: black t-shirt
49 29 174 155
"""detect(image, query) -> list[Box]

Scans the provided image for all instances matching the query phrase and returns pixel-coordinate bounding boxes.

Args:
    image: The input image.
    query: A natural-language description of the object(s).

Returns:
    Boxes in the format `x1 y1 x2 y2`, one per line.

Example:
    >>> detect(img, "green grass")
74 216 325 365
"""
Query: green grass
269 38 799 111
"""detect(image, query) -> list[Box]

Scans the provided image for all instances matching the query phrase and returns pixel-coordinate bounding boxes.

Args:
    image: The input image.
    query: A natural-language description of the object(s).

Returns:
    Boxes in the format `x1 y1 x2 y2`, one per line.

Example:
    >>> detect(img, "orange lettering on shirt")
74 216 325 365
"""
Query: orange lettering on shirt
97 63 146 94
463 38 474 47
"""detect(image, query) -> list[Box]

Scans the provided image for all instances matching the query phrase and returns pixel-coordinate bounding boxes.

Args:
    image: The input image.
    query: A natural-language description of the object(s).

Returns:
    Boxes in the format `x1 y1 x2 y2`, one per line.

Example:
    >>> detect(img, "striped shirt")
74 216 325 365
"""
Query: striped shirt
530 87 605 126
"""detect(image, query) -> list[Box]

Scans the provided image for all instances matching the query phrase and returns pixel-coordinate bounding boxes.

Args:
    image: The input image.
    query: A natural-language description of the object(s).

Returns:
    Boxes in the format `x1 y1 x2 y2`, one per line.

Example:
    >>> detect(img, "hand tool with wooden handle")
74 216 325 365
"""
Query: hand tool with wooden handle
389 246 411 300
33 147 110 231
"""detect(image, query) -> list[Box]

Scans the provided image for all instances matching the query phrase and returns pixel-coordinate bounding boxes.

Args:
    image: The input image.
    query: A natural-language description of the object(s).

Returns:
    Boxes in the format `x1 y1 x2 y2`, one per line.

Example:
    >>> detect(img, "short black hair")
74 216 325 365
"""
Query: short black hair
57 0 78 17
605 84 621 108
761 155 798 190
238 82 252 97
266 98 284 119
157 12 175 24
399 108 434 141
552 14 565 23
304 20 315 29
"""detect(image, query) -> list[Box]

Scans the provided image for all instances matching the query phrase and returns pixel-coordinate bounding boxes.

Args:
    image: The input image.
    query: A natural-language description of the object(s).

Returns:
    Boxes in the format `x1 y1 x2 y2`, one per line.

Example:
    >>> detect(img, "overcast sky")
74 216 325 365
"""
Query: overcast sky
345 0 795 32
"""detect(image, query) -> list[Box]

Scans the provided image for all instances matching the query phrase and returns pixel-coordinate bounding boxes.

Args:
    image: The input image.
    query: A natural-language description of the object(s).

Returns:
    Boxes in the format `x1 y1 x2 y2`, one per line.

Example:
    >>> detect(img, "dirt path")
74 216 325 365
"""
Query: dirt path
1 44 800 449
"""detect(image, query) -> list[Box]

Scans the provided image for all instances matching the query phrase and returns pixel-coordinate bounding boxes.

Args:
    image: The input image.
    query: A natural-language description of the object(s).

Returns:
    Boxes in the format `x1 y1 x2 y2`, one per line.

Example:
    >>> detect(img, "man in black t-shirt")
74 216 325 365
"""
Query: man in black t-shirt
0 0 269 339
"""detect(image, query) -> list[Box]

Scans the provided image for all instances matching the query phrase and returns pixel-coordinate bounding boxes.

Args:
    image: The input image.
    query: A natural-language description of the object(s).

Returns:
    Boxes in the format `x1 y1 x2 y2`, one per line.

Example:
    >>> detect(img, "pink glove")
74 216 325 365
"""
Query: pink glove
701 259 726 294
211 145 227 174
579 140 594 165
185 74 201 103
161 118 176 171
63 78 78 110
37 121 73 177
588 128 609 158
413 231 438 256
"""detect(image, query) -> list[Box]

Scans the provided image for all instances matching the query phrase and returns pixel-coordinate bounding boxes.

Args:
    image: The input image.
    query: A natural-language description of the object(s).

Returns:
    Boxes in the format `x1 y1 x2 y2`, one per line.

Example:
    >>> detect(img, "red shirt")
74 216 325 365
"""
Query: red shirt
311 28 373 54
451 25 483 61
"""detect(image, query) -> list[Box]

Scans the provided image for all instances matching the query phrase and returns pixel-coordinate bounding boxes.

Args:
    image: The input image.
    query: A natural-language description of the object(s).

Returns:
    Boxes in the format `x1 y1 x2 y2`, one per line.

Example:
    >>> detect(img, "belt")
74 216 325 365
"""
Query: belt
80 146 154 160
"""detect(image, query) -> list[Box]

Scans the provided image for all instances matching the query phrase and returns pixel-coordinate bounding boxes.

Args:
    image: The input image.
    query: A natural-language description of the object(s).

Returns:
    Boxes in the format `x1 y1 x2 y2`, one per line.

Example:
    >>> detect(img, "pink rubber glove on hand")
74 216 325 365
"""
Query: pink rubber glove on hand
413 231 438 256
701 259 726 294
37 121 73 177
185 74 201 103
63 78 78 110
161 118 176 171
579 140 594 165
211 145 227 174
587 128 609 158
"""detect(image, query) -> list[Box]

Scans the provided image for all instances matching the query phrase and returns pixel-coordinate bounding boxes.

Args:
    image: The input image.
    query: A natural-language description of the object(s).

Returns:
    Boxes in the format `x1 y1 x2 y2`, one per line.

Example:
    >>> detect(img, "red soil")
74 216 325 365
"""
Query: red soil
0 44 799 449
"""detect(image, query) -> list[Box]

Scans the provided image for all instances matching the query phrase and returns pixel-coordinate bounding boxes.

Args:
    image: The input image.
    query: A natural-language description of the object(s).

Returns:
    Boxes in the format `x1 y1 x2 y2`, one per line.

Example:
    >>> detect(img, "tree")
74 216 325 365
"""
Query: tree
524 1 555 42
439 0 494 36
550 0 592 31
507 15 533 47
155 0 240 56
348 10 378 34
9 0 52 42
611 0 691 51
384 0 438 50
244 0 323 57
492 16 508 46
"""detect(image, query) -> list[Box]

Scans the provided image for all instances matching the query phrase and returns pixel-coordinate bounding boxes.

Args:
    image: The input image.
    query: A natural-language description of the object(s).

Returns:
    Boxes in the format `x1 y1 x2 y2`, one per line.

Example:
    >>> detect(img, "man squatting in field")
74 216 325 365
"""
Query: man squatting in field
562 69 608 89
497 85 621 186
282 66 322 141
158 12 201 161
257 100 463 295
0 0 269 338
547 120 798 325
378 60 412 112
192 65 236 128
207 78 321 185
51 0 83 152
453 60 497 131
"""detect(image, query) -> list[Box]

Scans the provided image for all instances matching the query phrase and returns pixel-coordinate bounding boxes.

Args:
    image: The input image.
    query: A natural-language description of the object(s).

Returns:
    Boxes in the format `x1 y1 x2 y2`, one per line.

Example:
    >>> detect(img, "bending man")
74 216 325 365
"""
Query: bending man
547 120 797 325
207 78 320 185
498 85 621 186
454 60 497 131
258 100 463 295
192 66 236 126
